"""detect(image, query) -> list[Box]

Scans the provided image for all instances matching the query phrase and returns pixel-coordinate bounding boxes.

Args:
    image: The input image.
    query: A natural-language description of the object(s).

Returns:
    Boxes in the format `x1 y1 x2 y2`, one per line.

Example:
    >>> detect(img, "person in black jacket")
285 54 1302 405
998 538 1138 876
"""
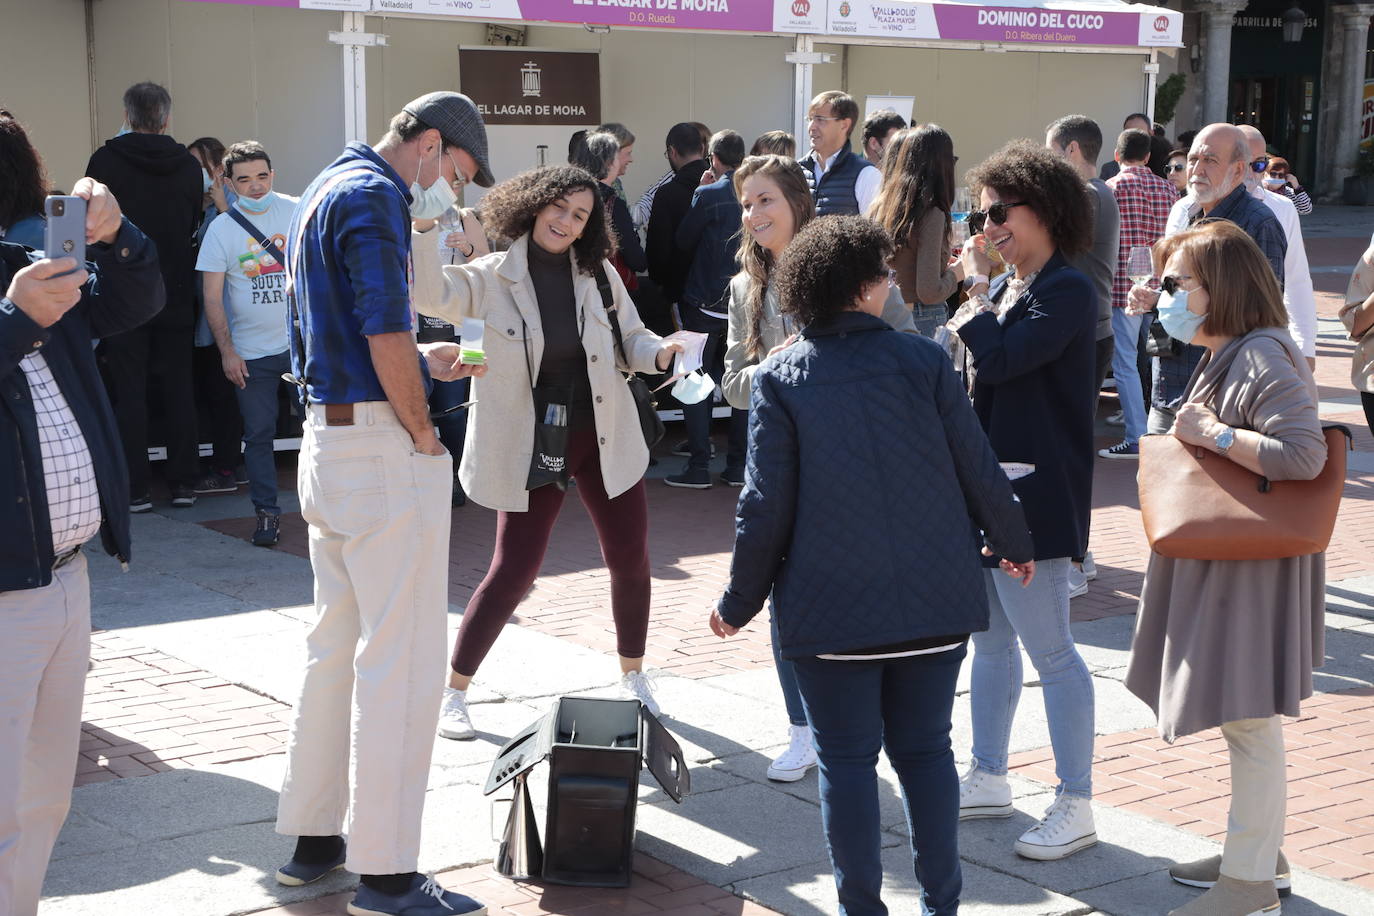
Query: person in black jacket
645 122 709 307
0 175 164 916
85 82 204 512
952 140 1100 862
710 215 1034 916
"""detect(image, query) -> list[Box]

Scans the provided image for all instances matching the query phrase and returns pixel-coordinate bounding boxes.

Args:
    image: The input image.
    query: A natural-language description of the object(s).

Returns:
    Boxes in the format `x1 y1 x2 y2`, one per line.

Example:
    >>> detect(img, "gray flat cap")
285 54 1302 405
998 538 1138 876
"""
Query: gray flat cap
402 91 494 188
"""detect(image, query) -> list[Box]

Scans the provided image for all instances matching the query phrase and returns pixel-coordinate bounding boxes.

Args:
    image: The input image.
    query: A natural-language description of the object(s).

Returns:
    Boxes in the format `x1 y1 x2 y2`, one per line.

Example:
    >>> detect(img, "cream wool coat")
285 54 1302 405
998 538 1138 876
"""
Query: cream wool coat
412 232 665 512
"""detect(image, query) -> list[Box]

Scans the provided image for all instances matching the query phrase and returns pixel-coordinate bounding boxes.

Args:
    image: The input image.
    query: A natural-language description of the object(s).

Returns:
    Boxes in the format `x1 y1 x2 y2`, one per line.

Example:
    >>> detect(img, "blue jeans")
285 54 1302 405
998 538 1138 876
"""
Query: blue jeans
235 351 291 514
1109 309 1146 442
770 605 807 726
911 304 947 340
969 559 1094 798
793 645 967 916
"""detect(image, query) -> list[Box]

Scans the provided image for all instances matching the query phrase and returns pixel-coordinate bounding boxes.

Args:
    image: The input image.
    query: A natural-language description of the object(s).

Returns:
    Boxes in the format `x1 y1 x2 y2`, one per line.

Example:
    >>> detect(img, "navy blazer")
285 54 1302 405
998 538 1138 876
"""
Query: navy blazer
718 311 1033 658
676 171 741 311
958 251 1097 563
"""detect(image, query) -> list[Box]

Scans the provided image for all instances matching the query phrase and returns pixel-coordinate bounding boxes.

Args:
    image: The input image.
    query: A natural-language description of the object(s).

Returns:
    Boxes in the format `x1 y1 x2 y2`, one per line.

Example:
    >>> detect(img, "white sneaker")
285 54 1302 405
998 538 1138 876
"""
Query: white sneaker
1080 550 1097 581
1014 793 1097 860
767 724 818 782
437 686 476 740
958 762 1013 819
620 670 661 717
1067 563 1089 599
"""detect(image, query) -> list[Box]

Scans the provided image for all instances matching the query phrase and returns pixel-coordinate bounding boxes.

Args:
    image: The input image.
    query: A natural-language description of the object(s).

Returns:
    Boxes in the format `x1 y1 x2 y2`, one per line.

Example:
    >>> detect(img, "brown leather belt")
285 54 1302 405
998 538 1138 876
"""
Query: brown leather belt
53 545 81 571
324 403 355 427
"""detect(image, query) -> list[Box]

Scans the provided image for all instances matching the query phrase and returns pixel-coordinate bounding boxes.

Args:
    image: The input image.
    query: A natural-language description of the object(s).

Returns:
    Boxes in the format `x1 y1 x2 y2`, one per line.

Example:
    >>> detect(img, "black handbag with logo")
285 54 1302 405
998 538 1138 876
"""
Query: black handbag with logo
594 265 664 449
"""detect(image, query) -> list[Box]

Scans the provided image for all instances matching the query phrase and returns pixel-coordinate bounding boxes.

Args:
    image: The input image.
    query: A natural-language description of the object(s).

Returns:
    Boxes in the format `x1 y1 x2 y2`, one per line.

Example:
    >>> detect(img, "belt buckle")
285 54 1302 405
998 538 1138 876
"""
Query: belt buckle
53 545 80 571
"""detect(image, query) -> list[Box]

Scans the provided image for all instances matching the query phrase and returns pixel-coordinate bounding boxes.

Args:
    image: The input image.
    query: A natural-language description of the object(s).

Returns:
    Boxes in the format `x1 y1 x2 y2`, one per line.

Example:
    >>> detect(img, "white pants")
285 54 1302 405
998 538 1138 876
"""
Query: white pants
0 552 91 916
276 402 453 875
1221 716 1287 882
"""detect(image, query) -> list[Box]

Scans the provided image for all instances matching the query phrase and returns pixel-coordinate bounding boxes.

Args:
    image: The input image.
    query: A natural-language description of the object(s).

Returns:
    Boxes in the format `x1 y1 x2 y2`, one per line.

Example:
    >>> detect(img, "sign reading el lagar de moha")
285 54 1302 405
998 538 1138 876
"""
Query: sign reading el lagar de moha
459 49 601 126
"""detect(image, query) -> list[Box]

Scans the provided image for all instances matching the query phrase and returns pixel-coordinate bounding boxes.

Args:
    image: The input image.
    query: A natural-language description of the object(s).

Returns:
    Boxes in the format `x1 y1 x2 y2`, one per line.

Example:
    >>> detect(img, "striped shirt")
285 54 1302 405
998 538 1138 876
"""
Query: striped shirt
1107 165 1176 310
19 352 101 555
288 143 425 405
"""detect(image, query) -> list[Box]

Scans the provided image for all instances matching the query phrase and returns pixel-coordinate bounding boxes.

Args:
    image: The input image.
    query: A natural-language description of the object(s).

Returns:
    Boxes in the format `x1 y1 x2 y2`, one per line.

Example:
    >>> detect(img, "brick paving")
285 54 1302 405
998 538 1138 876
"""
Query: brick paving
1009 687 1374 890
242 856 780 915
78 631 291 786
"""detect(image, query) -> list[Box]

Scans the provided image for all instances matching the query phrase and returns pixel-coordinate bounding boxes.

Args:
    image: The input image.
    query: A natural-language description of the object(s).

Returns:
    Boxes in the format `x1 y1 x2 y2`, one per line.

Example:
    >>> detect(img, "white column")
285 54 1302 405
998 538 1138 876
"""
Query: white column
1145 51 1160 123
1332 5 1374 183
1197 0 1247 125
330 12 387 145
788 34 817 148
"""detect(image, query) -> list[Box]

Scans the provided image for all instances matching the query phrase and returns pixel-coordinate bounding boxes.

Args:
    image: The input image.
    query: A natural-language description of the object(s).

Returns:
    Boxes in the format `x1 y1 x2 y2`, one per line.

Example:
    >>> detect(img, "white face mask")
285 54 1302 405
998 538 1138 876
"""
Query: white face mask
672 371 716 405
409 146 458 220
237 190 276 215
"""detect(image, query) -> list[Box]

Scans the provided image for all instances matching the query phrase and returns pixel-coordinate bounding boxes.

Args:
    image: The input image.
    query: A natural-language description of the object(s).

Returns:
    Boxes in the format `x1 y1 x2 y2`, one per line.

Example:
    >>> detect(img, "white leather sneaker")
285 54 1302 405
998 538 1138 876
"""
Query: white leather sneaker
437 686 476 741
1014 793 1098 860
620 670 662 717
767 724 818 782
958 762 1013 819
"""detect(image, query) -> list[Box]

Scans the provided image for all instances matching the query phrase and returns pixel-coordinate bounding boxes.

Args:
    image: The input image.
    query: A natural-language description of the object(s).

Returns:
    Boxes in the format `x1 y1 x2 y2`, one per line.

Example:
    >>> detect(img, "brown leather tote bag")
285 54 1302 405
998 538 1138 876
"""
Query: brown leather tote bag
1138 425 1351 560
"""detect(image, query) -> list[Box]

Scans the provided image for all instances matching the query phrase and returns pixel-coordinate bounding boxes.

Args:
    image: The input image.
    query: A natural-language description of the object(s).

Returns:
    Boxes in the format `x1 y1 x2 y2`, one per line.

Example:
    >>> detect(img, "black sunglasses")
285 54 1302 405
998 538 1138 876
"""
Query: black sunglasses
968 201 1027 235
1166 163 1186 173
1159 275 1192 295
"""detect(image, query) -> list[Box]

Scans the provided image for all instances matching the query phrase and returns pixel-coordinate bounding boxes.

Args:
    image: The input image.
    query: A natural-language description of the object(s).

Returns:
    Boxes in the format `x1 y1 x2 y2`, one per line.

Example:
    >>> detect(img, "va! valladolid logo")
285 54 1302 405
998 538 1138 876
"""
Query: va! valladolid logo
791 0 811 15
1153 15 1169 31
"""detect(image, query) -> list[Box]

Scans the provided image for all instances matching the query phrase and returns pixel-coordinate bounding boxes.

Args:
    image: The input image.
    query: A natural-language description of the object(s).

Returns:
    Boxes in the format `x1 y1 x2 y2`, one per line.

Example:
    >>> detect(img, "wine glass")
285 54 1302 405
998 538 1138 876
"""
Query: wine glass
952 188 972 223
1125 246 1154 286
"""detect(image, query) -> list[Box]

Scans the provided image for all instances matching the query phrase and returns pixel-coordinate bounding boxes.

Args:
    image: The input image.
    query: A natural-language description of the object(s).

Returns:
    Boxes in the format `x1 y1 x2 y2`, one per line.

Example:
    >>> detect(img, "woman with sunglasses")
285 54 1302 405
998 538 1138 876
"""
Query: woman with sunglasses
950 141 1100 861
1126 221 1325 915
870 125 963 339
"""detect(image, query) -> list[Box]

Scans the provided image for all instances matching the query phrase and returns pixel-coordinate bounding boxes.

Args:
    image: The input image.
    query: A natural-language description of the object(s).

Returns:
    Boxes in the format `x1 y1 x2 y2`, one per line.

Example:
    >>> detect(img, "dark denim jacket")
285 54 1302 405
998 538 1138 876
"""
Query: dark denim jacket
676 171 741 311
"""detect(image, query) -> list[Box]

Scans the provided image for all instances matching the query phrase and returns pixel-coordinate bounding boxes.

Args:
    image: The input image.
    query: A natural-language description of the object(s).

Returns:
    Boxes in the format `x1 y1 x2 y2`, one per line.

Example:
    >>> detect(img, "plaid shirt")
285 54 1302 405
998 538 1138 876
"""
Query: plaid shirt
1107 165 1176 310
288 142 423 405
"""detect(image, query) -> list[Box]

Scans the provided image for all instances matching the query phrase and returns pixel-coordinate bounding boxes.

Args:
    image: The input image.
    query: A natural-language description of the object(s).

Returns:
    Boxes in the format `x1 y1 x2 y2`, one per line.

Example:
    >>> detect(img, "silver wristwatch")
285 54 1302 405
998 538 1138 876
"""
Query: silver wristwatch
1214 426 1235 455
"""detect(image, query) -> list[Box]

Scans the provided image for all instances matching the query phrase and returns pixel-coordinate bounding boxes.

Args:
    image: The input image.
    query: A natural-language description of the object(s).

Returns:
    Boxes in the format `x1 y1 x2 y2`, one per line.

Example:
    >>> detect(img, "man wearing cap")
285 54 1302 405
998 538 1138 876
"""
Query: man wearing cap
273 91 493 916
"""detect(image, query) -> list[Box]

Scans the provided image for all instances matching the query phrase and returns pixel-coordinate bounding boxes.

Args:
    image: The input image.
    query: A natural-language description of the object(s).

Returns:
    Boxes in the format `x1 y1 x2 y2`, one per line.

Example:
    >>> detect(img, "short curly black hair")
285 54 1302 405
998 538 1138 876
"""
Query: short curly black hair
477 166 613 276
774 215 893 328
966 140 1092 258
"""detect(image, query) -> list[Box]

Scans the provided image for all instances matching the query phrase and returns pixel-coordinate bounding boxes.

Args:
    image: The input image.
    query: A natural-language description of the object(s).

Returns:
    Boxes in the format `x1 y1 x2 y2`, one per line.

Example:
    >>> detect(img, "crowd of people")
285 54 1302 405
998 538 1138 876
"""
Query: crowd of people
0 74 1359 916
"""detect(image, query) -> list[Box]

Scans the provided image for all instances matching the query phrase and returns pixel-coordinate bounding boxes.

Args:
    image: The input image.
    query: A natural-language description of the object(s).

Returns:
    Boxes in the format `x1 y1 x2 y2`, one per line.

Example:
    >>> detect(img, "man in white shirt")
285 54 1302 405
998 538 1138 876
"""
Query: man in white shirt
798 91 881 216
195 141 299 547
1238 125 1317 369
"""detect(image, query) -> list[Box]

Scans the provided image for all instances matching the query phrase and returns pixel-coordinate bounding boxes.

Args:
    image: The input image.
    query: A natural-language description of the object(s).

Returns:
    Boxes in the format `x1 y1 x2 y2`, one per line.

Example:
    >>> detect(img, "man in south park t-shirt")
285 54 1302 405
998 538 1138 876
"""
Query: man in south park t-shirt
196 140 299 548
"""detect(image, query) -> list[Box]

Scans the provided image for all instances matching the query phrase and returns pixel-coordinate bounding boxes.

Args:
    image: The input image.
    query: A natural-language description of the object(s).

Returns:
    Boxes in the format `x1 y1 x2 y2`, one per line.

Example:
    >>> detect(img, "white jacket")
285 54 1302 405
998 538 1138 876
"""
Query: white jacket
412 232 665 511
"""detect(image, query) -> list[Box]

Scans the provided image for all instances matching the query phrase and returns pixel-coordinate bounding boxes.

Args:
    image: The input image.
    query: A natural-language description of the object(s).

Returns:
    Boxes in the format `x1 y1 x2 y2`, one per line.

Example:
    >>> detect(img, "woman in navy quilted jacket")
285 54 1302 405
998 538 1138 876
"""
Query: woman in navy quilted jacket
709 215 1035 916
951 141 1100 862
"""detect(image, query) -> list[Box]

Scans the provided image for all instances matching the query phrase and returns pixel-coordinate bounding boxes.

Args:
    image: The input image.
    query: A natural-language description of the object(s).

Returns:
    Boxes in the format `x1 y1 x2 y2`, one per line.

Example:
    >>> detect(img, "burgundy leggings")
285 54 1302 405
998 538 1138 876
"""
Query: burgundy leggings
450 425 651 676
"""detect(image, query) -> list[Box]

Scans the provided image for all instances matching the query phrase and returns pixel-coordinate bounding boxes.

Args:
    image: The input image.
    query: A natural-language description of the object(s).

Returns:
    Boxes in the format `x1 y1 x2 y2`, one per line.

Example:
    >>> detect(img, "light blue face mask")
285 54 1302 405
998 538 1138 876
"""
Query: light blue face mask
201 169 213 193
1157 286 1208 344
672 371 716 405
238 191 275 215
409 148 458 220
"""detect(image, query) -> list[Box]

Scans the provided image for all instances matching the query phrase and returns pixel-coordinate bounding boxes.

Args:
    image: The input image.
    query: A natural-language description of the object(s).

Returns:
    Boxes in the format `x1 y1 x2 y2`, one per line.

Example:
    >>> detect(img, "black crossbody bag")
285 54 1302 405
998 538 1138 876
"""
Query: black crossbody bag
594 265 664 449
226 208 286 266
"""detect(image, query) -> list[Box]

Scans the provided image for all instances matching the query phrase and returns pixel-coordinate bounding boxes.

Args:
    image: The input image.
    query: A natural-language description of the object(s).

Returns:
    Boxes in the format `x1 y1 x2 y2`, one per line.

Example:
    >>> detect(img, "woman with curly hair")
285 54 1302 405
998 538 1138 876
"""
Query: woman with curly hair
0 110 50 248
870 125 962 338
411 165 682 736
951 140 1101 861
709 214 1034 916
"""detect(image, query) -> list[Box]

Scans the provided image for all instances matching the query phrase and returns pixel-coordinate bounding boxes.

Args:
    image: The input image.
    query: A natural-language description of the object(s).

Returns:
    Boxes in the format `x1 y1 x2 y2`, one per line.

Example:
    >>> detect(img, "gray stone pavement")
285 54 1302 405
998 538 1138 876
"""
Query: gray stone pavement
38 499 1374 916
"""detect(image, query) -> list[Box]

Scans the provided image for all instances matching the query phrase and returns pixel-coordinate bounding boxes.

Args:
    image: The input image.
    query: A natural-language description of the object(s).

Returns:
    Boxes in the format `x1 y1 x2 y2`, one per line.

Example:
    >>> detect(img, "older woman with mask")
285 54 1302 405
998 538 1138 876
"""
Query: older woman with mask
1127 221 1327 916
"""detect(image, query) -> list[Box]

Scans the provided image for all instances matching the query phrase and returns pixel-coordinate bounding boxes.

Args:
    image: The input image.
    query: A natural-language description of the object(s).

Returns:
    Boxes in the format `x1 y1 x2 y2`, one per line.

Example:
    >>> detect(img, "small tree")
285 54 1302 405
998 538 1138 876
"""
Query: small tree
1154 73 1187 129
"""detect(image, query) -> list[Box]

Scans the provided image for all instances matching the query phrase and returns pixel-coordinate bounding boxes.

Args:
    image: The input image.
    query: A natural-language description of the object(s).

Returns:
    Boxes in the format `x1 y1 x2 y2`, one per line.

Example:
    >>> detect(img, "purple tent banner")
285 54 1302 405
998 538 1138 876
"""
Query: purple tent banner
934 4 1164 45
505 0 775 32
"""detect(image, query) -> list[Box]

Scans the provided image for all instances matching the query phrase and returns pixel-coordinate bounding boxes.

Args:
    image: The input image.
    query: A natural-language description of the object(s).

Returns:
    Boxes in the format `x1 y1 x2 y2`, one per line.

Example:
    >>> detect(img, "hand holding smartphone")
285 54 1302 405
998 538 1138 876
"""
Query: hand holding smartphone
44 196 86 276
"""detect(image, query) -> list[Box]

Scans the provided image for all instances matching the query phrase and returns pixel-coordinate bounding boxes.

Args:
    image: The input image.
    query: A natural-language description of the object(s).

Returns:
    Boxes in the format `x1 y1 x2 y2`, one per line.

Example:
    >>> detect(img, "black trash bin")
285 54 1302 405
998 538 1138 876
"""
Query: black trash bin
484 695 689 887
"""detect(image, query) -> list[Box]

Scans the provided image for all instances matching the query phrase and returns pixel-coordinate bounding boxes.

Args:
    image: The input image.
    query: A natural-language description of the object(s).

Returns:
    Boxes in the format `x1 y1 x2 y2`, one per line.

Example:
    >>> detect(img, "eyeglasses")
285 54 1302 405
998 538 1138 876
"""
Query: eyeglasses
1249 158 1270 173
1166 164 1186 173
968 201 1027 235
808 115 843 124
1159 274 1194 295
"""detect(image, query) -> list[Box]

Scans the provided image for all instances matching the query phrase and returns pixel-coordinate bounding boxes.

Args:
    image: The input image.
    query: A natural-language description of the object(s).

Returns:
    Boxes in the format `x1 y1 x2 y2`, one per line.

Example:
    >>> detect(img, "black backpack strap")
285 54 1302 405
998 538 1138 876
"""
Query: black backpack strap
226 208 286 266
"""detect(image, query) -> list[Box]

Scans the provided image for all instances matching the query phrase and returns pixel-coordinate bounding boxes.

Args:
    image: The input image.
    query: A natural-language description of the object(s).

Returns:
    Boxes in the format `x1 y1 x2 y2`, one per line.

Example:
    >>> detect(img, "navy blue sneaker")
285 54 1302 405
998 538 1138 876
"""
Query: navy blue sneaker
275 845 347 886
348 873 486 916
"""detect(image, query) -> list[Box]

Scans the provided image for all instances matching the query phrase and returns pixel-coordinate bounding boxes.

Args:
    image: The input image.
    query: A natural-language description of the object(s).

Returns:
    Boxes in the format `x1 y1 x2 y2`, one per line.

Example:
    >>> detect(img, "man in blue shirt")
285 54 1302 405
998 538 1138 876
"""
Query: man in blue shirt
273 91 493 916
